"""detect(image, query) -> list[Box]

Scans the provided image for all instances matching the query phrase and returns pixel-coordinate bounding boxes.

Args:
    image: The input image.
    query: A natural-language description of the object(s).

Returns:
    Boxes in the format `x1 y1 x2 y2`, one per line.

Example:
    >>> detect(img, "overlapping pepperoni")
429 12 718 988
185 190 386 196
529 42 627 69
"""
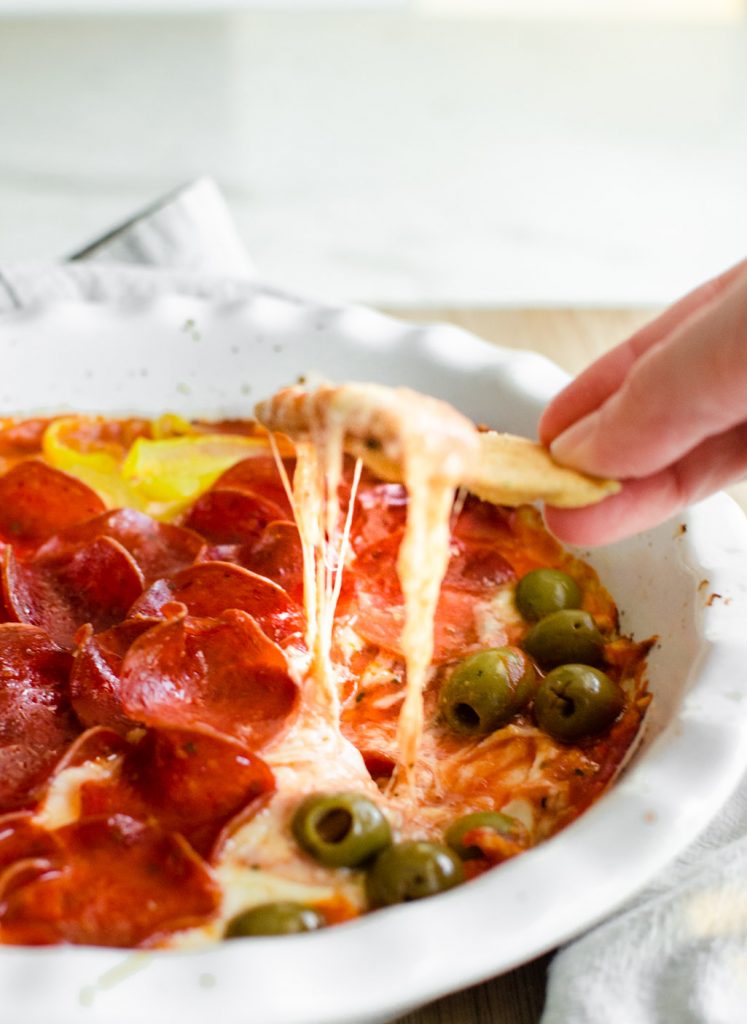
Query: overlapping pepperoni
129 561 304 648
78 727 275 857
184 487 287 547
70 620 155 732
349 528 516 661
0 625 77 813
0 814 220 947
242 521 305 602
0 461 105 549
120 609 299 749
215 455 295 516
36 509 205 584
3 538 145 649
202 520 305 605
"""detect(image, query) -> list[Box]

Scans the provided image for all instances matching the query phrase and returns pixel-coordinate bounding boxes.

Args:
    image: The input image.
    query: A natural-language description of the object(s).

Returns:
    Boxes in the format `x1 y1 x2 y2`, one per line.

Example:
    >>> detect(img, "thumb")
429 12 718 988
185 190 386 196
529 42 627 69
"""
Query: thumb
549 270 747 480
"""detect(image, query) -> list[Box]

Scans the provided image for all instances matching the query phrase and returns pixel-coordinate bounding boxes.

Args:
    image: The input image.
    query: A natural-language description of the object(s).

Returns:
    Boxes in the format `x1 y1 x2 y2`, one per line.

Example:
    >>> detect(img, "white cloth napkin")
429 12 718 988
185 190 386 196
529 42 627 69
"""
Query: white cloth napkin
2 178 745 1024
541 769 747 1024
0 176 255 311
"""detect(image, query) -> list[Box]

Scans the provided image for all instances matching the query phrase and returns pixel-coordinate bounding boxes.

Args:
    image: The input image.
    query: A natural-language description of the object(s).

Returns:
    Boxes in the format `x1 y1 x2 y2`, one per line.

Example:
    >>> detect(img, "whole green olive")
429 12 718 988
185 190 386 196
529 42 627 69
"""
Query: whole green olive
515 568 582 622
225 901 324 938
445 811 524 860
534 664 624 742
439 646 536 736
522 609 604 669
366 841 465 907
291 792 391 868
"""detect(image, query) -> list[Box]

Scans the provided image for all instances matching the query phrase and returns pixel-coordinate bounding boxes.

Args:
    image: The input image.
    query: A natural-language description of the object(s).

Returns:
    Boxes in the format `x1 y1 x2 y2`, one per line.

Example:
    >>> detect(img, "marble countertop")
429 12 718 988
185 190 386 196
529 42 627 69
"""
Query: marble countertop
1 10 746 306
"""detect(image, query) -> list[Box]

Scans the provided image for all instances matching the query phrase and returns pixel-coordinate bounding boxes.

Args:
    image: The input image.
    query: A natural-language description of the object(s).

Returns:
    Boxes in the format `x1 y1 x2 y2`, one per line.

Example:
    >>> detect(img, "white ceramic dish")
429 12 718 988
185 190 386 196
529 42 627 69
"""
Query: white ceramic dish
2 288 747 1024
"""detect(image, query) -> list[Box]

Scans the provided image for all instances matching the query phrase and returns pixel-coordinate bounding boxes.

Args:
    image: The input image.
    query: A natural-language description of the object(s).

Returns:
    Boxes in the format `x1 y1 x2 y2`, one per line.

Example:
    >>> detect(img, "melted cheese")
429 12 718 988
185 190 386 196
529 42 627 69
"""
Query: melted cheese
34 759 119 830
257 383 479 781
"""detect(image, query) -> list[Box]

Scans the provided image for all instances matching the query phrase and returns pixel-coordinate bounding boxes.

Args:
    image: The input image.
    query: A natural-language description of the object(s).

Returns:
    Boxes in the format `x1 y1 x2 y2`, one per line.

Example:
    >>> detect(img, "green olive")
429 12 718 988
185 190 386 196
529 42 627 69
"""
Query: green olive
515 568 582 621
522 609 604 669
366 841 465 907
224 902 324 938
445 811 524 860
534 664 624 742
440 647 536 736
291 792 391 867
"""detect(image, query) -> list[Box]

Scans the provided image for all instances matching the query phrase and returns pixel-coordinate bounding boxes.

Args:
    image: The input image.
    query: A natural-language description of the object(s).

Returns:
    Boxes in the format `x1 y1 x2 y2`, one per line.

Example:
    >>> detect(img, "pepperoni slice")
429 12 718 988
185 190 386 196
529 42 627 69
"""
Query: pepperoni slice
203 521 305 605
36 509 205 584
184 487 287 547
70 620 155 732
243 521 305 604
120 609 298 749
349 531 515 662
79 728 275 857
0 461 105 549
0 418 51 459
0 814 220 947
452 497 515 543
0 812 61 871
442 537 516 594
0 625 77 813
3 537 145 650
351 480 408 552
129 562 304 648
215 455 295 516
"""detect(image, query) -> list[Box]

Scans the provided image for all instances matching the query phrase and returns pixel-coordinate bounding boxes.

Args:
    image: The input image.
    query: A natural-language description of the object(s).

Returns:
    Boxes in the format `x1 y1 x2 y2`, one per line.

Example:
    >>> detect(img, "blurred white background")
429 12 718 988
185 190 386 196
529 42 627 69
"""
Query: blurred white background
0 0 745 306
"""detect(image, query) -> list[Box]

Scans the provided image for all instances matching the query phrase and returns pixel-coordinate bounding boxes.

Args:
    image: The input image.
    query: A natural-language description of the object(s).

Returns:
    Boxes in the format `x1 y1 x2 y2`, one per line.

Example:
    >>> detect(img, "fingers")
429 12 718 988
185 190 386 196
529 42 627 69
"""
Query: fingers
545 420 747 546
545 267 747 480
539 258 747 447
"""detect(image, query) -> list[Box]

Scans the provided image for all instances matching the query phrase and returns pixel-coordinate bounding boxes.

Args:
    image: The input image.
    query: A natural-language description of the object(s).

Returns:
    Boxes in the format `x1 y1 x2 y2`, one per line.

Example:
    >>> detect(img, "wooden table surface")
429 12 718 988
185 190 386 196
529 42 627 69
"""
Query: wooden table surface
377 306 746 1024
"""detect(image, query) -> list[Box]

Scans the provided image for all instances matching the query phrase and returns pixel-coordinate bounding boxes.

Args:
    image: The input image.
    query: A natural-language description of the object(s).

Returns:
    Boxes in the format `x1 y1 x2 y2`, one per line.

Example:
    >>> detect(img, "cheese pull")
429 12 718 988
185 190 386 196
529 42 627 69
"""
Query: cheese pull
256 382 479 779
255 380 617 783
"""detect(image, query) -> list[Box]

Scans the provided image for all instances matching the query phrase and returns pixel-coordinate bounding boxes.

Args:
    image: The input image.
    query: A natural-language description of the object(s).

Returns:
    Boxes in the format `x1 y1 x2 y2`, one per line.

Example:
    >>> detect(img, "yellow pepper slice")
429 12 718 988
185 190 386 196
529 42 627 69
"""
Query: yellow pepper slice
121 434 273 503
42 417 143 510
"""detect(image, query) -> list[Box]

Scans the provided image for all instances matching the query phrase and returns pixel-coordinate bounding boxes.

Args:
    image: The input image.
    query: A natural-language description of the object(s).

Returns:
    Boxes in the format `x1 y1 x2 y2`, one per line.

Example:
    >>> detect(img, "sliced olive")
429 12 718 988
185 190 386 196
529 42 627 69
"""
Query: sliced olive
534 664 624 742
445 811 524 860
440 647 536 736
292 792 391 867
515 568 582 622
366 841 464 908
522 609 604 669
225 902 324 938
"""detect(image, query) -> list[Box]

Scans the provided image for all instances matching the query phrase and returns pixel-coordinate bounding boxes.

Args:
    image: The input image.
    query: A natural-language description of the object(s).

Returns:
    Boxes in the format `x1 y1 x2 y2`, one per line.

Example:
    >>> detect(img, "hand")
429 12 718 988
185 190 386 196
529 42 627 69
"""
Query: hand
539 258 747 546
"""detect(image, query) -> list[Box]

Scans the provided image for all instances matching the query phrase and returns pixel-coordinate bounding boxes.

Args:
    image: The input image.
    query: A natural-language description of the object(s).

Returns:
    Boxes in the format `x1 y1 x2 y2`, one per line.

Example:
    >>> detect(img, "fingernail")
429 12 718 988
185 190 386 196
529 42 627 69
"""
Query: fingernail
549 411 600 470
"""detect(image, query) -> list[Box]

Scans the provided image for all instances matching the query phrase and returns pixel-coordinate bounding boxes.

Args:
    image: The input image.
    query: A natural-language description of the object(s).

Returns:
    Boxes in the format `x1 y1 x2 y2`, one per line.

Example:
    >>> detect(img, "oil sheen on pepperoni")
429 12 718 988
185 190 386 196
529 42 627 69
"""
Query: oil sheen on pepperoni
119 609 298 749
78 728 275 858
0 625 77 813
0 814 220 947
70 620 155 733
36 509 205 585
129 561 304 648
0 461 105 549
3 538 145 650
183 487 287 547
214 455 295 516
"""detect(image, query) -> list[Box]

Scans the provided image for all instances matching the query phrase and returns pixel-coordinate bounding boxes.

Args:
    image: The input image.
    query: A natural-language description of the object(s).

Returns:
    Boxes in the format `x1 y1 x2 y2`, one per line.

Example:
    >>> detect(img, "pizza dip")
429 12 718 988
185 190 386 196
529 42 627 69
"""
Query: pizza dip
0 388 650 947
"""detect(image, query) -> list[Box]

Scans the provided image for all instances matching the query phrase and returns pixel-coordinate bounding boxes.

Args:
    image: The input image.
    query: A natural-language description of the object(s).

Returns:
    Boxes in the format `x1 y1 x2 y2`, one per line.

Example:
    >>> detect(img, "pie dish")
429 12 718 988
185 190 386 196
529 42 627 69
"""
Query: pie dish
1 288 747 1024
